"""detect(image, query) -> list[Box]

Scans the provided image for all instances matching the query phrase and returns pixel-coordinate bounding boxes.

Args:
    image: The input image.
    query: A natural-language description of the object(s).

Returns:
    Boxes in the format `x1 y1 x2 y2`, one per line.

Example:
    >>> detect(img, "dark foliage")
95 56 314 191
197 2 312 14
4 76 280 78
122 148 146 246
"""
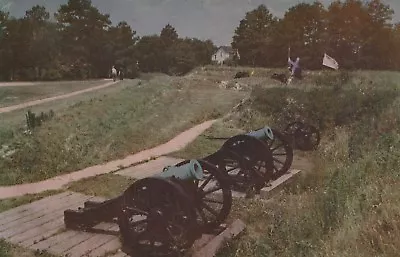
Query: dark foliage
0 1 215 81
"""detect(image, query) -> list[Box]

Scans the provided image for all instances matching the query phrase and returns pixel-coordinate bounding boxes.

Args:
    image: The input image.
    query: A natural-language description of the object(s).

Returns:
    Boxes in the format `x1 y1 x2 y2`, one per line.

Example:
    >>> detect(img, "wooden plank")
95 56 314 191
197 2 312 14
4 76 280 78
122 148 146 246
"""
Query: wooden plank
64 233 116 257
29 223 114 251
48 232 94 254
85 237 121 257
8 198 92 244
107 251 128 257
1 195 91 239
30 230 79 251
0 191 72 224
22 226 66 248
192 234 215 251
48 223 114 254
192 219 246 257
0 193 85 232
259 169 301 199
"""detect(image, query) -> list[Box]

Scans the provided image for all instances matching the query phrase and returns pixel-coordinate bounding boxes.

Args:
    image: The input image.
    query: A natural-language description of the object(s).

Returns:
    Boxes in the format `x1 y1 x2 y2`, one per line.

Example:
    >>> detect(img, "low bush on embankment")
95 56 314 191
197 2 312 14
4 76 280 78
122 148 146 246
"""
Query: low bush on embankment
0 78 246 185
217 71 400 257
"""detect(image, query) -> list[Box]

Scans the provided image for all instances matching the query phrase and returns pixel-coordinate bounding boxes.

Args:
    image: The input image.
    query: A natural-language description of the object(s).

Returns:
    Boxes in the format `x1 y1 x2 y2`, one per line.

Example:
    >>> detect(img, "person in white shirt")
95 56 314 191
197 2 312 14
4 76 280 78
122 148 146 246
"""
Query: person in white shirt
111 66 117 82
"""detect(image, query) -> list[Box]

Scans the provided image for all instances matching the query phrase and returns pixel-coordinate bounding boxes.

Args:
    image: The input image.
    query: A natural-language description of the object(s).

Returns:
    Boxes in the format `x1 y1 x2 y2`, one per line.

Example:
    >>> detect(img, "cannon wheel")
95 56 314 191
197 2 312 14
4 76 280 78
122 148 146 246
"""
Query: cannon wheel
211 149 254 192
118 177 197 257
220 135 274 190
285 122 320 151
175 159 233 232
263 129 294 178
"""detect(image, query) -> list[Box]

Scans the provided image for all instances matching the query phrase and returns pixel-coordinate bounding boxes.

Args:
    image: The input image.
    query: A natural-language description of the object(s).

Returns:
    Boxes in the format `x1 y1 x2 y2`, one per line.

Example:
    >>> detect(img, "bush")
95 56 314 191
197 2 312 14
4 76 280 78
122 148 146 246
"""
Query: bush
314 71 351 89
41 68 63 81
250 80 398 131
25 109 55 131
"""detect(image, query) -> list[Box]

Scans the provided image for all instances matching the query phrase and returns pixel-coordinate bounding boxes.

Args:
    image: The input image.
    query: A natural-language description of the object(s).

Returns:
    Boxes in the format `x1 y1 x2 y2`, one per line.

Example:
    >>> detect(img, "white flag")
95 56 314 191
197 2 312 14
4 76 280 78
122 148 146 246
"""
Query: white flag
322 53 339 70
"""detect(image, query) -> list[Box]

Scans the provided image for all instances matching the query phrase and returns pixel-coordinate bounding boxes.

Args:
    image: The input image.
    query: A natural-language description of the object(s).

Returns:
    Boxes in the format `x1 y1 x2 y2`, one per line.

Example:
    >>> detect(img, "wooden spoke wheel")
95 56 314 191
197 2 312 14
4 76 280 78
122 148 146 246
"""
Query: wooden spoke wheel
220 135 274 190
285 122 320 151
211 149 255 192
118 177 197 257
262 129 294 179
174 159 233 232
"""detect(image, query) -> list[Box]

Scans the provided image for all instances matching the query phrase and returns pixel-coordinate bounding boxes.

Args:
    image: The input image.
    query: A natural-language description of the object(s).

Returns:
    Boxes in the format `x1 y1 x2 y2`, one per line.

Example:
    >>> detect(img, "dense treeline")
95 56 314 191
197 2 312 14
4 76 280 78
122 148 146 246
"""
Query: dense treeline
233 0 400 70
1 0 399 81
0 0 215 81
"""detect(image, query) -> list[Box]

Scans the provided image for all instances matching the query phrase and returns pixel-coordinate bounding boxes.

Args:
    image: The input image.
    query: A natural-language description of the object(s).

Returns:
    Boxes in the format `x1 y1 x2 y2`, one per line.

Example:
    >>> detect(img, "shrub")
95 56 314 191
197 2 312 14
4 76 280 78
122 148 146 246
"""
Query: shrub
250 79 398 131
25 110 55 131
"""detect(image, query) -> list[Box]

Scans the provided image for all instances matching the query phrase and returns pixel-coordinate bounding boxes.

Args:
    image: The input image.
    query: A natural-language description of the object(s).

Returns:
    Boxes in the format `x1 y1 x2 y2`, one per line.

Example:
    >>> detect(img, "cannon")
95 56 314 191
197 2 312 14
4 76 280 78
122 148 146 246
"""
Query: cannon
202 125 297 195
64 159 232 257
202 126 283 194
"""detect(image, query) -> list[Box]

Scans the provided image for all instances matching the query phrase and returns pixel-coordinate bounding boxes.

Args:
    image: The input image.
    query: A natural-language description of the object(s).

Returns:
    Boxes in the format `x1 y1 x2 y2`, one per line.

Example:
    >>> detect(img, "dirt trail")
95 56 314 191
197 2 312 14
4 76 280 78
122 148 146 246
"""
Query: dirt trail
0 82 36 87
0 119 217 199
0 80 118 114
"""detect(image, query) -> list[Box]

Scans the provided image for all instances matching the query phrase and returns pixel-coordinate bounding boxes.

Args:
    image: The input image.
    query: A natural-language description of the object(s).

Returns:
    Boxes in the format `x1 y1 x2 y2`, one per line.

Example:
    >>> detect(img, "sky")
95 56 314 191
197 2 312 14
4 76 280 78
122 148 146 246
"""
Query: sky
2 0 400 45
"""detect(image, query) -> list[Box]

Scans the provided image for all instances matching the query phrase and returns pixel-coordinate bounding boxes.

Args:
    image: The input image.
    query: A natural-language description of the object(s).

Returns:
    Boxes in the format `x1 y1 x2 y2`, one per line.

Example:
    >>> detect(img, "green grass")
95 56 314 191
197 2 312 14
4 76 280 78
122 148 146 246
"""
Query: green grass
0 239 58 257
0 80 107 107
214 70 400 257
66 174 135 198
0 77 246 185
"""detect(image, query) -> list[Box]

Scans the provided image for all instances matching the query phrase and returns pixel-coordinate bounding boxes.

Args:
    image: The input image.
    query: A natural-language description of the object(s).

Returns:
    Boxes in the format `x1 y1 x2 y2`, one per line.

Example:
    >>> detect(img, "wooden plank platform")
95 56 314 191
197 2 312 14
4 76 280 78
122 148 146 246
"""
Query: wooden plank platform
0 191 124 257
0 191 245 257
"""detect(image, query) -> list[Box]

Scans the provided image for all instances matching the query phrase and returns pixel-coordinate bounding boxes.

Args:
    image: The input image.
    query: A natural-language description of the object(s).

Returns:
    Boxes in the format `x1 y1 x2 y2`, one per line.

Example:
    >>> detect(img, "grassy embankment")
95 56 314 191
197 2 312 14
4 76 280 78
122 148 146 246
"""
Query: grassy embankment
0 74 247 185
174 69 400 257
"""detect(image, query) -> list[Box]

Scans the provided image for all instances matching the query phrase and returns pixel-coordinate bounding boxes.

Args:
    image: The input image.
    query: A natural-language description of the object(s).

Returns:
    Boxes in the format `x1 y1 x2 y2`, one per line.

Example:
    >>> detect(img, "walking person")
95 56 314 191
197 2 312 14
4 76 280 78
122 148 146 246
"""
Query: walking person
111 66 117 82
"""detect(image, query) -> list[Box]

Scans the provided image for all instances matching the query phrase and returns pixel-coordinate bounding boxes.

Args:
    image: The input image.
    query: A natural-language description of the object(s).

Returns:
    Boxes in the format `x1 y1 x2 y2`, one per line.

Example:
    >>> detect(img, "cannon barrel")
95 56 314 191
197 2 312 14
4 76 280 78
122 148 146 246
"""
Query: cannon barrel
246 126 274 140
156 159 204 180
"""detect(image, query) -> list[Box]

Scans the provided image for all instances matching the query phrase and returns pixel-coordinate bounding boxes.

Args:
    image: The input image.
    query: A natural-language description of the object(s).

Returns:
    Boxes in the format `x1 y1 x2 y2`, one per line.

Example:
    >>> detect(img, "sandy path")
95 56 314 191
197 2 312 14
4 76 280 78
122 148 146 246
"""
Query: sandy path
0 119 217 199
0 80 119 114
0 82 36 87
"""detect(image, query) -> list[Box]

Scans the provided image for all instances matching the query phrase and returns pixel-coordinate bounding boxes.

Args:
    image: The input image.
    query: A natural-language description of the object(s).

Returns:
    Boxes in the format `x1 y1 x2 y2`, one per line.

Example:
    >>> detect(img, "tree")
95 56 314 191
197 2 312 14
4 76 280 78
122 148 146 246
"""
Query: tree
326 0 395 69
160 23 178 46
0 17 33 80
23 6 59 79
106 21 139 78
0 10 10 80
135 35 165 73
360 0 395 69
165 39 197 75
187 38 215 65
393 23 400 70
232 5 278 67
278 1 327 69
55 0 112 78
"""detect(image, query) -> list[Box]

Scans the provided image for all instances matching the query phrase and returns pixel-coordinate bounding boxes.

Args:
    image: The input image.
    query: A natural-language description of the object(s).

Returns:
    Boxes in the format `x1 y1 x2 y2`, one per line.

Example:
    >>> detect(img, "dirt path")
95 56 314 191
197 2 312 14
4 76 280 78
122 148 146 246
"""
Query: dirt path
0 82 36 87
0 119 217 199
0 80 119 114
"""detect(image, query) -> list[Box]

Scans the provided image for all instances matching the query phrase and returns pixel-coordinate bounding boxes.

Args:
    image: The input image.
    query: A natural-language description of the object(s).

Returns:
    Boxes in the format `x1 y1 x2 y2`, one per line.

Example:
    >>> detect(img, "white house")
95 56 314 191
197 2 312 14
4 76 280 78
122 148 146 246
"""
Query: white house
212 46 238 65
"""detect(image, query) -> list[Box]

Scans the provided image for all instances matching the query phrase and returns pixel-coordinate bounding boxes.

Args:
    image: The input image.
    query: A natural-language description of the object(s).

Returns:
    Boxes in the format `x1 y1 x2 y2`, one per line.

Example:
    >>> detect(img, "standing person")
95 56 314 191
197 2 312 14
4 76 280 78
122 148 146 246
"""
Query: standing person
111 66 117 82
287 57 301 85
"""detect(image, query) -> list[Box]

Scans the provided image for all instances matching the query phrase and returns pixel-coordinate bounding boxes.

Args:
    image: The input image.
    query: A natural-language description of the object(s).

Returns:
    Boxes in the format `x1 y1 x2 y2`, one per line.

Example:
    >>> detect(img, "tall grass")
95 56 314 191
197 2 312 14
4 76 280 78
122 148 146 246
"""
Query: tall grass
0 78 246 185
218 71 400 257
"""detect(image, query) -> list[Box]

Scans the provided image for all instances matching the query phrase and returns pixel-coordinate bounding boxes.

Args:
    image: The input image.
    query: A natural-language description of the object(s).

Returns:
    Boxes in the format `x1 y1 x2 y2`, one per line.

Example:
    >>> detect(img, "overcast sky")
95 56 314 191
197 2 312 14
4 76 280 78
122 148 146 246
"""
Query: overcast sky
3 0 400 45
